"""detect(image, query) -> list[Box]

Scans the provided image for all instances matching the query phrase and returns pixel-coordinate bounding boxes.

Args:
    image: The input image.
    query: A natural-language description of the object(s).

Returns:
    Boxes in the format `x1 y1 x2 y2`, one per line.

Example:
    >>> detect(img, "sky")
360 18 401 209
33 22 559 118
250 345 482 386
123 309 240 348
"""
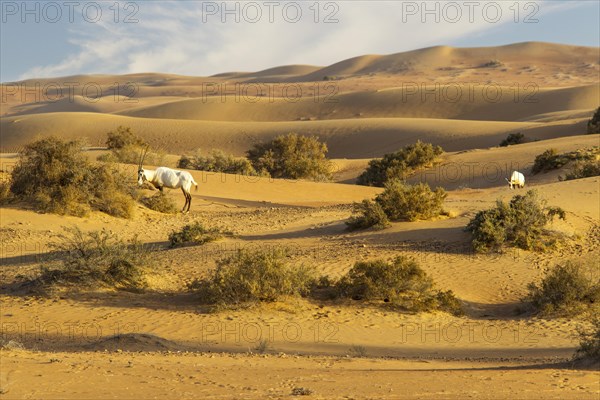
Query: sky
1 0 599 82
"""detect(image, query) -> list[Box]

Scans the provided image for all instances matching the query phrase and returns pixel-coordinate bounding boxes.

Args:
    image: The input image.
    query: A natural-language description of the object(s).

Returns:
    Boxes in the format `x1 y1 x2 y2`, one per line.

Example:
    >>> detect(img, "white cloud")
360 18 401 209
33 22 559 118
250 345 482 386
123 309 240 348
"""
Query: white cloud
17 0 582 80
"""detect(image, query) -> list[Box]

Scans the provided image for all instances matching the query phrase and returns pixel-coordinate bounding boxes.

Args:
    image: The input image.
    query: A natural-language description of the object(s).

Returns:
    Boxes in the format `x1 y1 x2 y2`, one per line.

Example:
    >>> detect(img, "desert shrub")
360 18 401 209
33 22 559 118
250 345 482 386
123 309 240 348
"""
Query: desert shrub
168 221 229 248
376 180 447 222
532 149 567 174
0 179 13 205
533 147 600 175
346 200 390 231
247 133 332 180
526 261 599 317
34 228 152 291
357 141 443 187
177 149 257 175
587 107 600 134
191 248 316 305
347 181 446 230
141 193 178 214
466 190 566 253
336 256 463 315
98 144 165 166
10 137 135 218
499 132 525 147
561 159 600 181
575 317 600 361
106 126 145 149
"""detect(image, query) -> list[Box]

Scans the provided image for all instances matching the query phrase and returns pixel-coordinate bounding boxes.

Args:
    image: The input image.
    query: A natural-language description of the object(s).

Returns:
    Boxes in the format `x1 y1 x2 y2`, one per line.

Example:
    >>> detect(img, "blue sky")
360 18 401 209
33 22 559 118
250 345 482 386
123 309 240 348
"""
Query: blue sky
1 0 598 82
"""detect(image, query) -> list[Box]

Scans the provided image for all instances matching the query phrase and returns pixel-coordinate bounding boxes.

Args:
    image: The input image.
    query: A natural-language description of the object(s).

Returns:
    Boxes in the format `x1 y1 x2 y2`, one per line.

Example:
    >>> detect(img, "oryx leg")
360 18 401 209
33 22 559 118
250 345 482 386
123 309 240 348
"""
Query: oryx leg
186 192 192 213
181 188 189 213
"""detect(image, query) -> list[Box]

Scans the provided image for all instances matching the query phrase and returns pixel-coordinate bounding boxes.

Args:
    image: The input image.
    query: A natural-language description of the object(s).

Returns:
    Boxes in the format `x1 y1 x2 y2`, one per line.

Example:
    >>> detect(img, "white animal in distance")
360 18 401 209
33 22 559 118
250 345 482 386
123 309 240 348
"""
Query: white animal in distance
137 148 198 213
506 171 525 189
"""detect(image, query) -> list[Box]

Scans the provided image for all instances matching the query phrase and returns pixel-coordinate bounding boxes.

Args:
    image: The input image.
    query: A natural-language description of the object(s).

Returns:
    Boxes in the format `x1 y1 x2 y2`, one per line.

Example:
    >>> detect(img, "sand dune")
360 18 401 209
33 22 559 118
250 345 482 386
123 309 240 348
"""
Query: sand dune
0 111 589 156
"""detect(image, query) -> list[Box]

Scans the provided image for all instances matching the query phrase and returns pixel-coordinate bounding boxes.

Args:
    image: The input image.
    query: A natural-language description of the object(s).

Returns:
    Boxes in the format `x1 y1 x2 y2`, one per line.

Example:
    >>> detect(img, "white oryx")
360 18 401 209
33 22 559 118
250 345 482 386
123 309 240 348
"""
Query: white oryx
506 170 525 189
137 147 198 213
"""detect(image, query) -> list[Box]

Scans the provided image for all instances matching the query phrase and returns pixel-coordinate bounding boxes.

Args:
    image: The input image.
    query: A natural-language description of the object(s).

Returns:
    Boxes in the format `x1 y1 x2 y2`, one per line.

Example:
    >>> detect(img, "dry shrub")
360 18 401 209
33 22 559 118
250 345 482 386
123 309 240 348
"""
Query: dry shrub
10 137 135 218
347 181 447 230
336 256 463 315
178 149 258 176
190 248 316 306
376 180 447 222
346 200 390 231
526 261 599 317
0 179 13 205
247 133 332 180
98 144 165 166
168 221 229 247
575 317 600 361
533 147 599 175
561 159 600 181
499 132 526 147
587 107 600 134
33 228 153 291
141 193 178 214
357 141 443 187
466 190 566 253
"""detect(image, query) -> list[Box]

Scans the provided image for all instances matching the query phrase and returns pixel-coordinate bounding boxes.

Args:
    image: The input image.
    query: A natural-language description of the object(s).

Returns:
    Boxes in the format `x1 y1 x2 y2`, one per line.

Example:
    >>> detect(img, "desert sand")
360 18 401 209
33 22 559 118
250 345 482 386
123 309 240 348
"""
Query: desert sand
1 42 599 399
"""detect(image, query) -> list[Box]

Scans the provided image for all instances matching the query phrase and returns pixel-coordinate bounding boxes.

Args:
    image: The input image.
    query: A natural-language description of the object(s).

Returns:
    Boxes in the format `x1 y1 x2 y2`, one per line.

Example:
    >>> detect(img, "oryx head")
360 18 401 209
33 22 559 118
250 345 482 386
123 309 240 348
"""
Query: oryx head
137 145 149 186
505 177 513 189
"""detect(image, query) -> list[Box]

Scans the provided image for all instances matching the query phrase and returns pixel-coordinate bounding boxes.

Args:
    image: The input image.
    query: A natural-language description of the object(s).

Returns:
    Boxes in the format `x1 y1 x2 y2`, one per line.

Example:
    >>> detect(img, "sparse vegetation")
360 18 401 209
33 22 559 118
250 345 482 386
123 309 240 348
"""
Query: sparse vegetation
32 228 153 291
177 149 258 175
561 159 600 181
335 256 463 315
10 137 136 218
140 193 178 214
190 248 316 306
575 317 600 361
526 261 599 317
587 107 600 134
499 132 526 147
532 147 599 175
0 178 13 205
247 133 332 180
466 190 566 253
349 345 368 358
346 199 390 231
357 141 443 187
168 221 229 248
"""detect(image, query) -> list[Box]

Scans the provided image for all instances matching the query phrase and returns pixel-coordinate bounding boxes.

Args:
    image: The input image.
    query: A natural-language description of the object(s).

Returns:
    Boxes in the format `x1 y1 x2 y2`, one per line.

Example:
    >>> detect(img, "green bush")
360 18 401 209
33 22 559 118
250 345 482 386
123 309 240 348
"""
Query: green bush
499 132 526 147
346 200 390 231
526 261 599 317
336 256 463 315
376 180 447 222
10 137 136 218
357 141 443 187
106 126 146 149
575 317 600 361
466 190 566 253
587 107 600 134
178 149 258 175
141 193 178 214
168 221 228 248
33 228 153 291
247 133 332 180
191 248 316 305
561 159 600 181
